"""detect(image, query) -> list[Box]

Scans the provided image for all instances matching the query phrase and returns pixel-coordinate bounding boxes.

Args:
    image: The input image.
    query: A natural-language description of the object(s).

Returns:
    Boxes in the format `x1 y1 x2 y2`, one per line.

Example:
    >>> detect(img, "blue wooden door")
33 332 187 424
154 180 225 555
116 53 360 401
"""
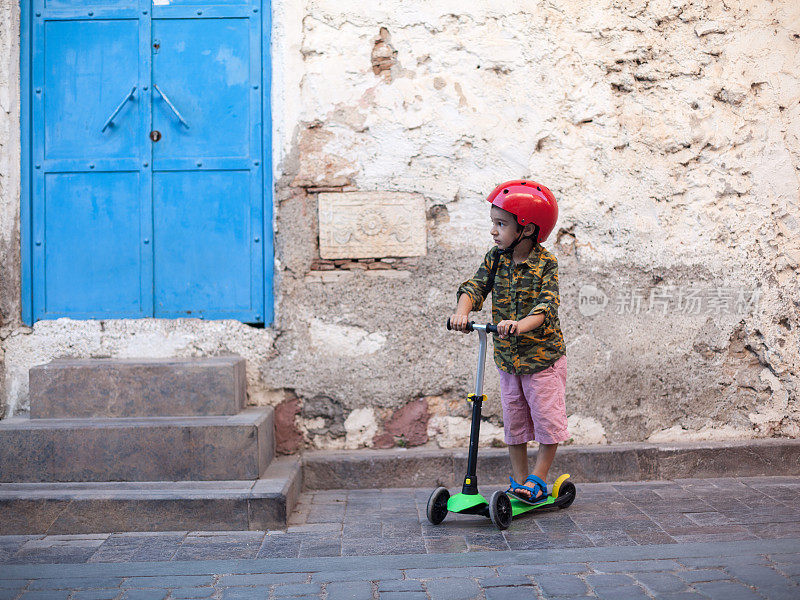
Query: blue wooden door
27 0 267 323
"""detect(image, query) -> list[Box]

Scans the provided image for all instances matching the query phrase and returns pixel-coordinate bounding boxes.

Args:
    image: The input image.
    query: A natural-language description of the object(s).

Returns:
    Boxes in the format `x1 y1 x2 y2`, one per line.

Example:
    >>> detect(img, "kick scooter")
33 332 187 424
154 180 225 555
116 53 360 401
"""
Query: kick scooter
427 320 576 530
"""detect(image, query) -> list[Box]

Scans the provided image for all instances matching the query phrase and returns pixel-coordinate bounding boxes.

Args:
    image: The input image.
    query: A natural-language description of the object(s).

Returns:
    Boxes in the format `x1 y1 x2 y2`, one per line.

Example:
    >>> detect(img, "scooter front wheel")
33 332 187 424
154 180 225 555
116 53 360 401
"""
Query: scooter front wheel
427 487 450 525
489 490 512 530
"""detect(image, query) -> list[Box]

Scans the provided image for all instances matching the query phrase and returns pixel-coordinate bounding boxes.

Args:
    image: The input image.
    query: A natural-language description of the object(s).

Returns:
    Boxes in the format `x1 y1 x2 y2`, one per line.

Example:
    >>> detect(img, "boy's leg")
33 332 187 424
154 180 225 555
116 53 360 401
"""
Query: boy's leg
508 443 529 484
532 442 558 483
524 356 569 487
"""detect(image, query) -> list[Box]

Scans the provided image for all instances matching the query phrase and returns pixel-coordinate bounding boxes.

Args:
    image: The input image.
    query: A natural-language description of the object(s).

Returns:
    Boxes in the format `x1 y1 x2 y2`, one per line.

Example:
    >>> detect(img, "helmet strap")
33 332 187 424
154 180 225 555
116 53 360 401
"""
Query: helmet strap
502 224 540 255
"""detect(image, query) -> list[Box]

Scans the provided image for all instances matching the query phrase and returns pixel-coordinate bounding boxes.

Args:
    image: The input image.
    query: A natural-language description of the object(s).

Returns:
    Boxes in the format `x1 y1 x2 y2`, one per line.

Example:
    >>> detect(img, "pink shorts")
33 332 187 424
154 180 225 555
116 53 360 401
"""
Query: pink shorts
497 355 569 445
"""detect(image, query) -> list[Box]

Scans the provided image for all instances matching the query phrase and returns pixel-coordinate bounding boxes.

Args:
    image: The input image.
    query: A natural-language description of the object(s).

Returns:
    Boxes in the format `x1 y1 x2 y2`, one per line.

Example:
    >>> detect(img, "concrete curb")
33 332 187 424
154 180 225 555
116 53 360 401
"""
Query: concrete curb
301 438 800 490
3 538 800 578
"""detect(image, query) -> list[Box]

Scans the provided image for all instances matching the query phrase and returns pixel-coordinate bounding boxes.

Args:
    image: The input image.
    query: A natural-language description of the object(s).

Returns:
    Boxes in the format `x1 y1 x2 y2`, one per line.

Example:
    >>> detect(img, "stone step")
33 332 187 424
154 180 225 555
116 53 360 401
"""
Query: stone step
29 356 246 419
0 407 274 483
0 457 301 535
301 438 800 490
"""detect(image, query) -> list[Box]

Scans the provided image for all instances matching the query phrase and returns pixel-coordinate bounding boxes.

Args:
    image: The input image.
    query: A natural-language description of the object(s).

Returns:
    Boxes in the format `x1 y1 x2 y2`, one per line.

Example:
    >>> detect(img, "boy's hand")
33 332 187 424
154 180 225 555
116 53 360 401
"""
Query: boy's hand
497 320 518 338
449 313 471 332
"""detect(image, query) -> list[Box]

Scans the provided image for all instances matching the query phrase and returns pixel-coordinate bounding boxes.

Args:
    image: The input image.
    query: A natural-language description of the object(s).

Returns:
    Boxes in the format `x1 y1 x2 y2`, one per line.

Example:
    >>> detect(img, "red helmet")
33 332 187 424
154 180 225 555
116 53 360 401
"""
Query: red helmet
486 180 558 243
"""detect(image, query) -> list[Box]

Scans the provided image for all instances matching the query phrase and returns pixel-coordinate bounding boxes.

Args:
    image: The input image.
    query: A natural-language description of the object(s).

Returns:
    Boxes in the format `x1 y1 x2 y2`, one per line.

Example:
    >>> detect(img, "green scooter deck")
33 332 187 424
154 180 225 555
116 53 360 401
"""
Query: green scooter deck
447 474 575 517
509 494 558 515
448 492 563 516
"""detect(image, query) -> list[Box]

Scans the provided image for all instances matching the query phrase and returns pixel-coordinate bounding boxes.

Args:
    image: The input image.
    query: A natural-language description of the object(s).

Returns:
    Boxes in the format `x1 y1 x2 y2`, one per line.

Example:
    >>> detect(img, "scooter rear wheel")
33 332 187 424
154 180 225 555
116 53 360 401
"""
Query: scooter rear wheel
427 487 450 525
489 490 512 530
557 481 577 509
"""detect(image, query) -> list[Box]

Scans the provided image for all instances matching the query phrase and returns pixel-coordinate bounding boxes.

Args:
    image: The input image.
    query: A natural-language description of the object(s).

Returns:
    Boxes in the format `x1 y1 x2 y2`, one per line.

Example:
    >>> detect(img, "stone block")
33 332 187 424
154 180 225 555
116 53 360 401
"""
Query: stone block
302 448 455 490
0 407 273 482
0 457 301 534
657 439 800 479
318 192 426 259
454 445 655 485
29 357 246 419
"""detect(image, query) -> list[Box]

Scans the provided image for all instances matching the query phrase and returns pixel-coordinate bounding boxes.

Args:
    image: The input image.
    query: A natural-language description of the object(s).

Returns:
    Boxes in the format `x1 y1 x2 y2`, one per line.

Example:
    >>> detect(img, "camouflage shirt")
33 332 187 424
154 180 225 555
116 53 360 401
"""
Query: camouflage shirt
457 244 566 374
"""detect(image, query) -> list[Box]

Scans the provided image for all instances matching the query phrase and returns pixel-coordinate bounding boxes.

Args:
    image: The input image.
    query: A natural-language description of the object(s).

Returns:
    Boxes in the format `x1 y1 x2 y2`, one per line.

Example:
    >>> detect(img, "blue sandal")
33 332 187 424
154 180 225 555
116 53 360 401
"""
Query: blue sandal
506 475 548 505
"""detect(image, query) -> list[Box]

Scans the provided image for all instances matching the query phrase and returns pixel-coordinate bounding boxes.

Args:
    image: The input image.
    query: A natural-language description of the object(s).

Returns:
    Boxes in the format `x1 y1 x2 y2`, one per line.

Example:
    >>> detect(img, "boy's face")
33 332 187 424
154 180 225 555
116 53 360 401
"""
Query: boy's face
490 205 521 250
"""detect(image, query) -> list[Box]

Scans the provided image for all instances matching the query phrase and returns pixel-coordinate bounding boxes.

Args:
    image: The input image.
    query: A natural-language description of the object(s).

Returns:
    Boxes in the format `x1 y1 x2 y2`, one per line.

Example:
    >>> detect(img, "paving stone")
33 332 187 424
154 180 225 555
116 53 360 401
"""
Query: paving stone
220 588 271 600
0 592 22 600
632 572 687 593
341 538 426 557
724 564 794 588
120 591 168 600
772 562 800 576
585 573 637 589
504 533 591 551
626 531 677 545
423 577 481 600
498 564 588 576
377 581 424 592
463 534 509 552
684 512 732 526
27 579 122 591
585 530 637 547
745 587 800 600
590 559 682 572
483 586 537 600
652 593 706 599
479 575 532 587
680 555 767 568
424 536 468 554
675 569 732 583
0 582 27 590
18 593 70 600
256 535 301 559
405 568 494 580
691 580 761 599
271 583 322 597
218 574 307 587
9 548 98 565
770 552 800 564
169 587 214 599
286 523 341 534
533 573 588 597
325 580 373 600
121 577 214 589
172 541 260 561
125 538 184 563
593 586 649 600
299 536 342 558
311 570 402 583
70 591 120 600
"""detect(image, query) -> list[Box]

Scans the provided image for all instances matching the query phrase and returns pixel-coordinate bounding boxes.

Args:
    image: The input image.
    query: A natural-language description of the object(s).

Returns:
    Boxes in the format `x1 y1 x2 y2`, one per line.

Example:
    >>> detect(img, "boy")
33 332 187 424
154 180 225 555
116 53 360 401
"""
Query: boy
449 180 567 504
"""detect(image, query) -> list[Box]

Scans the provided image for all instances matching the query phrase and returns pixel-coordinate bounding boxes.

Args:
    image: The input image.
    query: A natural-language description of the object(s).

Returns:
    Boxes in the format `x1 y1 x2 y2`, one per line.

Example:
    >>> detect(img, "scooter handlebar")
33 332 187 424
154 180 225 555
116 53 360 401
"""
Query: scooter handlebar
446 318 498 334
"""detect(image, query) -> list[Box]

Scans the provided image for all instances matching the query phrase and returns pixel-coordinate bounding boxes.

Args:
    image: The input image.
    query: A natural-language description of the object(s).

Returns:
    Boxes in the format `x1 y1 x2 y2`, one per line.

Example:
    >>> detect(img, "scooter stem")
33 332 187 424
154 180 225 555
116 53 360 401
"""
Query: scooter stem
463 327 488 495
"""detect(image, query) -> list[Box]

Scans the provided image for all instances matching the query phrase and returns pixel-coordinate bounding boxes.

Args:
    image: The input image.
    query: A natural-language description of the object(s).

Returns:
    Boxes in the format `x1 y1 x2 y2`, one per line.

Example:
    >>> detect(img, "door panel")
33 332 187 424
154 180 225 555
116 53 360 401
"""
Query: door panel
151 7 262 321
43 172 144 316
43 19 140 162
152 18 251 163
153 170 253 317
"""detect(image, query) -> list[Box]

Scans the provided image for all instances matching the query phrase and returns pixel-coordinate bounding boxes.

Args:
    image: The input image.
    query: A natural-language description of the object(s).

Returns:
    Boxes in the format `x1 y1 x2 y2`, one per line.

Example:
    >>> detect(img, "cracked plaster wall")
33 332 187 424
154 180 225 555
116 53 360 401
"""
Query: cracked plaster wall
0 0 798 449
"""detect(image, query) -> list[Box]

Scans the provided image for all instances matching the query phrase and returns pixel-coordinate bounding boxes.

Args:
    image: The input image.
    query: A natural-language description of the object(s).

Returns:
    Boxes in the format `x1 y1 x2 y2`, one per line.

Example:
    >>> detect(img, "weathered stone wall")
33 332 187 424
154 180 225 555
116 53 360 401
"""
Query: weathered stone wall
0 0 22 420
1 0 798 449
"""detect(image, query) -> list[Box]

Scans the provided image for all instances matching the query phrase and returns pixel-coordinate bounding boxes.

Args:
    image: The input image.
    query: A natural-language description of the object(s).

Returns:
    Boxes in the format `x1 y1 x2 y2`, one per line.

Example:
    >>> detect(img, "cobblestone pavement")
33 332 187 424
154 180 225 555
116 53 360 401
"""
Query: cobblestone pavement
1 539 799 599
1 477 798 598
